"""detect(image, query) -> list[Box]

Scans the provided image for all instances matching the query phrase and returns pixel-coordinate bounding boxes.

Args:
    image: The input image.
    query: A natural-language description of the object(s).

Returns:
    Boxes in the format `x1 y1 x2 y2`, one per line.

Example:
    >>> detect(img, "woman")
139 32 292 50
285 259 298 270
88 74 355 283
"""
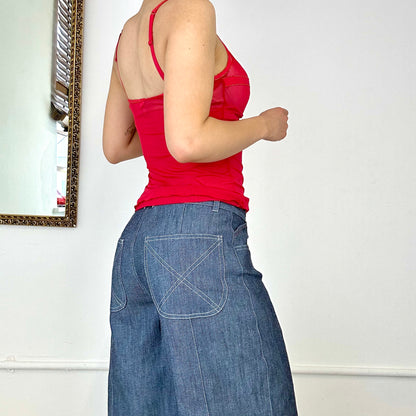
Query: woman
103 0 298 415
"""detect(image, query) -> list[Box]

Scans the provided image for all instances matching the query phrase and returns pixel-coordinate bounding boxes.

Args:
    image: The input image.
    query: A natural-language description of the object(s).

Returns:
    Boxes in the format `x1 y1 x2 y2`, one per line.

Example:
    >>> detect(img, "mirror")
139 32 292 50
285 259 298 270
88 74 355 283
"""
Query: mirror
0 0 83 227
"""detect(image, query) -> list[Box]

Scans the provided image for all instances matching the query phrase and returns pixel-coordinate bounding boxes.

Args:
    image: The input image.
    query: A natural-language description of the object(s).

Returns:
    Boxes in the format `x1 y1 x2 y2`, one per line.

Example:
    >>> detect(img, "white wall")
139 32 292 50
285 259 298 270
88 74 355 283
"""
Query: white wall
0 0 415 414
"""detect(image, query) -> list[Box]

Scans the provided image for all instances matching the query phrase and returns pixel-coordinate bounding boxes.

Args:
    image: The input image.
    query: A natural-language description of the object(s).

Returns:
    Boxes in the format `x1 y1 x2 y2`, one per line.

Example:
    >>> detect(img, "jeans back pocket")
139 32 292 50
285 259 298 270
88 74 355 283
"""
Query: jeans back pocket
144 234 227 319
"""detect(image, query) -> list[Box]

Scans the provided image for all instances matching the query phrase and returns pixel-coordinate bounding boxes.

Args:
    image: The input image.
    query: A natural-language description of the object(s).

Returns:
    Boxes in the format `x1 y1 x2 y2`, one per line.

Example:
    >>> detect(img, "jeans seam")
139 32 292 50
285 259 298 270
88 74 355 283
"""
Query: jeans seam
130 211 152 297
233 245 273 416
189 318 211 416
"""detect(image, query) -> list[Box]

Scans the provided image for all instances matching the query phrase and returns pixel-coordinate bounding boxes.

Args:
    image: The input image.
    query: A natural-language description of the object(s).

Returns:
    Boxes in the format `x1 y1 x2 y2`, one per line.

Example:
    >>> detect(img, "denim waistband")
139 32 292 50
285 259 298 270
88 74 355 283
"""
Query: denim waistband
188 200 247 220
142 201 247 221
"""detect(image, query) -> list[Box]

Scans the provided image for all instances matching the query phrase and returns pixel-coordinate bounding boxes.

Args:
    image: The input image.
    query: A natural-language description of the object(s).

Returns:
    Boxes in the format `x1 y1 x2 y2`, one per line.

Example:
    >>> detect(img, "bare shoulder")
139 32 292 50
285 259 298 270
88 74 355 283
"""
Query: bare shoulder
161 0 216 26
121 13 139 30
172 0 215 13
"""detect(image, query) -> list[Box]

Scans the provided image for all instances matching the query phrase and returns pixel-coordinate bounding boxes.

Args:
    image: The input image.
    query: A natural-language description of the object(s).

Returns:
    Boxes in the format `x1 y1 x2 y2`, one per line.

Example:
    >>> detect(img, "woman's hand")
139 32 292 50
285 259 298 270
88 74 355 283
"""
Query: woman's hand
259 107 289 142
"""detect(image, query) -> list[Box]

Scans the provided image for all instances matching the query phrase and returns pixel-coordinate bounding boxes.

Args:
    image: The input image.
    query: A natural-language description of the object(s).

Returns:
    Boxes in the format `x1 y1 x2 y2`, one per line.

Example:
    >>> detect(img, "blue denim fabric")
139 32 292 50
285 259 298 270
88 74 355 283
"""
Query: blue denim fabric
108 201 298 415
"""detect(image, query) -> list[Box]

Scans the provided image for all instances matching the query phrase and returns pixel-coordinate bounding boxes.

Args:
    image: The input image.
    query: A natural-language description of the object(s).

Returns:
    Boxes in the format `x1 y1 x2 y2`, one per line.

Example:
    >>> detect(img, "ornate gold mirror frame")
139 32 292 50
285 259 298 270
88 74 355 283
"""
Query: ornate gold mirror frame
0 0 84 227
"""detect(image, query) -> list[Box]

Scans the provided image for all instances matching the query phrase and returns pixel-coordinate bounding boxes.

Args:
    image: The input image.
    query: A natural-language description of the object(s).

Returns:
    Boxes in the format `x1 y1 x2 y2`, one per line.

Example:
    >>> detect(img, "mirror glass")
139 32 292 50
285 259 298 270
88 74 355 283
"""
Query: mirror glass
0 0 83 227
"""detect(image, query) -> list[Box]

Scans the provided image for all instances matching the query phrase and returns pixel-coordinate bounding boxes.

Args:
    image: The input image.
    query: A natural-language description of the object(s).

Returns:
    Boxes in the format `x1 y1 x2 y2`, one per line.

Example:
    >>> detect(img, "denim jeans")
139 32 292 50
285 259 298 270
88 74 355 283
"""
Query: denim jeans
108 201 298 415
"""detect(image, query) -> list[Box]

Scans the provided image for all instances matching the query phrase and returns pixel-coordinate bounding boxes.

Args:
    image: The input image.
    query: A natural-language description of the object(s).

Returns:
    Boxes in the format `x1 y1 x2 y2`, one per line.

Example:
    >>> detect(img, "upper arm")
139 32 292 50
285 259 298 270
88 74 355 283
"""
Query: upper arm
103 61 139 163
163 0 217 162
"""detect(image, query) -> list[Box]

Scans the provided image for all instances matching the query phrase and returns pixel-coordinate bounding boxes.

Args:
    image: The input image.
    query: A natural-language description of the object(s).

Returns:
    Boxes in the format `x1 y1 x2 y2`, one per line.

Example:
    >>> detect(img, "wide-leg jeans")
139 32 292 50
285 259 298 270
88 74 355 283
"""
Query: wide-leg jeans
108 200 298 415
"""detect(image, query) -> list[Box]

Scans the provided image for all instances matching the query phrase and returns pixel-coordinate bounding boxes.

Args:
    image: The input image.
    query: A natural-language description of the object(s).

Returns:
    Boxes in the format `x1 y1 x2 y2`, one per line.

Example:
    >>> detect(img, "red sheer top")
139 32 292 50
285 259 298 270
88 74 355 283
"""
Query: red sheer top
115 0 251 211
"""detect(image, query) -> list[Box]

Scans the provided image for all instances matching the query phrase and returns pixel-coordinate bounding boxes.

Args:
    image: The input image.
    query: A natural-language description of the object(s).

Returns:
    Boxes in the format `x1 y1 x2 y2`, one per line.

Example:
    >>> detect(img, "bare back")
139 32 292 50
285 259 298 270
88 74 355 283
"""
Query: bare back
115 0 229 101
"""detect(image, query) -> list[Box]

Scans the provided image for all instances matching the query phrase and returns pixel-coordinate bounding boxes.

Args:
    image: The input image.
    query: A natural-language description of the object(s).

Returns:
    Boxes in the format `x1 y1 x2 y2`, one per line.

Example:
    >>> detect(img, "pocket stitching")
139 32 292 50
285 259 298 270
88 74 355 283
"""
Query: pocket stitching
157 239 223 310
110 239 127 313
144 237 221 308
144 234 228 319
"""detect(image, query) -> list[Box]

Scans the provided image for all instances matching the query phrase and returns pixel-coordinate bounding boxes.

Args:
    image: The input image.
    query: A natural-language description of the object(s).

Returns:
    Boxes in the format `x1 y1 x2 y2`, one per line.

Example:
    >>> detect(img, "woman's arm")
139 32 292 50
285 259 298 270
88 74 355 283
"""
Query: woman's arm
163 0 287 164
102 63 143 164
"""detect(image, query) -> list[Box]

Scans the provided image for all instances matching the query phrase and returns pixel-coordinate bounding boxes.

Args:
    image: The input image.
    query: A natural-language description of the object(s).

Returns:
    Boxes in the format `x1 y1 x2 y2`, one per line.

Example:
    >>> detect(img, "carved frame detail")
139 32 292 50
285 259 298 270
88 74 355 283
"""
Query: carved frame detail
0 0 84 227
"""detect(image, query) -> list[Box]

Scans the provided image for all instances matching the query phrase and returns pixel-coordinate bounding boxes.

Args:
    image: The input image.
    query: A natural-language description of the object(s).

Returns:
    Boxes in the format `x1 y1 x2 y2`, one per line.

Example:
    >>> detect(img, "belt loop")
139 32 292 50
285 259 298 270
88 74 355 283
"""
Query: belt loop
212 200 220 212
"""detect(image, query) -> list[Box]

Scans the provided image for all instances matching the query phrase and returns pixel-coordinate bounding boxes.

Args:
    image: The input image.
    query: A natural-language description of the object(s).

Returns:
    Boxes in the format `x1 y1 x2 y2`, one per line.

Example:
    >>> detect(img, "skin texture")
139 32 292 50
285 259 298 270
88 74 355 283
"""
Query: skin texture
103 0 288 164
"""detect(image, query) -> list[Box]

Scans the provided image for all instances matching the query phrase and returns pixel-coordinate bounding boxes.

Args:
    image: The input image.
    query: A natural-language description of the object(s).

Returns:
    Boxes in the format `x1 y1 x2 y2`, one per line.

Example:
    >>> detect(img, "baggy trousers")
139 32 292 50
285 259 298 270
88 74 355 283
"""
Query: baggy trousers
108 200 298 415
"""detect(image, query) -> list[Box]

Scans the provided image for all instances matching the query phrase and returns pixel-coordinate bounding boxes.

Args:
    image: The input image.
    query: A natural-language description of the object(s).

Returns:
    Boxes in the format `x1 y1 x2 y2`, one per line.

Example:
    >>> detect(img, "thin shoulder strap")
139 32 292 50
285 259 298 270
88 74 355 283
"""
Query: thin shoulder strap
148 0 170 80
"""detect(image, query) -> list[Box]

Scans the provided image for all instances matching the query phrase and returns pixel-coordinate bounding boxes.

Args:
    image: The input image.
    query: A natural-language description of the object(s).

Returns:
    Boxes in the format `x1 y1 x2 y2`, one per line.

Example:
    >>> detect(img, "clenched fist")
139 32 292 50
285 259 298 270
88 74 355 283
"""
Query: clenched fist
259 107 289 142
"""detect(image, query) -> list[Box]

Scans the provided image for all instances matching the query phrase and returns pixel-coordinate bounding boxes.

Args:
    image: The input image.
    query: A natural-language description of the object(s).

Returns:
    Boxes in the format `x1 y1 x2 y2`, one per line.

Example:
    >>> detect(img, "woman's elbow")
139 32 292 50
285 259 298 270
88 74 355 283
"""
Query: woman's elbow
166 133 198 164
170 147 193 164
103 145 121 164
106 155 120 164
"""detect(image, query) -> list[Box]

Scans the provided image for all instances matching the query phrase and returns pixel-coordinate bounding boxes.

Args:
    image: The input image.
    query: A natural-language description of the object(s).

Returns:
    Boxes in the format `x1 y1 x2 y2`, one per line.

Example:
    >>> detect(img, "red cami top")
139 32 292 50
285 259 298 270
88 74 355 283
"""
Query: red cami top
115 0 251 212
